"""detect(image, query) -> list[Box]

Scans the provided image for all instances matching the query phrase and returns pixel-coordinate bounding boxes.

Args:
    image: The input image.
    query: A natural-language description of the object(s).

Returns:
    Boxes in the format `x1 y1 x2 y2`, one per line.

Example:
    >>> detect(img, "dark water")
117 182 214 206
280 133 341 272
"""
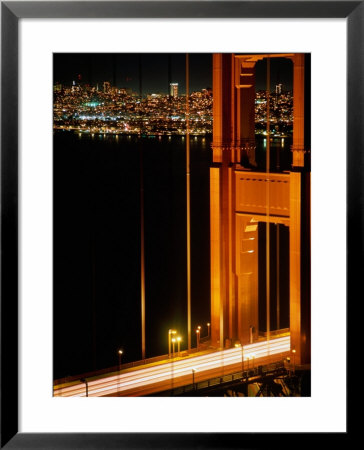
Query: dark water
254 135 292 172
53 132 292 379
53 132 212 379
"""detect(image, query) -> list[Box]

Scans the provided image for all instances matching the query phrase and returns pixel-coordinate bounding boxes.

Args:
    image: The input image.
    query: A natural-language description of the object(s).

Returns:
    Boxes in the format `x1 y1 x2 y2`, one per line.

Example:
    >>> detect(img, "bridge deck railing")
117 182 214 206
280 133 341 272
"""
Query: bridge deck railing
153 360 291 396
54 341 213 386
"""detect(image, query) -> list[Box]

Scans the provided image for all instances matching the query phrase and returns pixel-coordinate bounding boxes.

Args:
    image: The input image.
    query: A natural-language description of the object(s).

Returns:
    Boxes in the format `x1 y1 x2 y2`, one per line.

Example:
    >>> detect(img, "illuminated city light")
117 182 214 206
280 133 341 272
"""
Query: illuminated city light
54 81 290 137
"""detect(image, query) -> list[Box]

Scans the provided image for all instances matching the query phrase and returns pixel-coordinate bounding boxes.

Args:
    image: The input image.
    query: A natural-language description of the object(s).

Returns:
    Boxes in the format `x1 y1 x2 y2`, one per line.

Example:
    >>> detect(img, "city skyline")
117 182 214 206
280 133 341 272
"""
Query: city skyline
53 80 293 138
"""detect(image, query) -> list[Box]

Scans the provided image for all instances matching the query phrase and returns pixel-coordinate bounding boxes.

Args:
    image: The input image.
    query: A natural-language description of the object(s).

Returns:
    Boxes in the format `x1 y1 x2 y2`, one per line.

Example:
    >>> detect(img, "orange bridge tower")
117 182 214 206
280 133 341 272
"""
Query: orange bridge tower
210 53 311 365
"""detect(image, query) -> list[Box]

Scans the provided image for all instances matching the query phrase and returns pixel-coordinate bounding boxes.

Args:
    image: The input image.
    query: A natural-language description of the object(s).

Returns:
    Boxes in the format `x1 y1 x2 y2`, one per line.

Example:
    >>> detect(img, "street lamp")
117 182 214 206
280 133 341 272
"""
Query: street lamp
168 329 177 358
192 368 196 389
177 336 182 357
207 322 210 338
171 337 176 358
292 349 296 373
196 328 200 349
80 378 88 397
286 356 291 375
118 349 123 370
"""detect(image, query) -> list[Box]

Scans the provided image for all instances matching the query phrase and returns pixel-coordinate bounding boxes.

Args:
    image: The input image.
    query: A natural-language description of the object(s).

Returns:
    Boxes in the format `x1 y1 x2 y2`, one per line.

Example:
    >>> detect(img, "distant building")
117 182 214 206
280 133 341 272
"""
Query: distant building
275 83 282 94
202 88 212 97
170 83 178 98
71 80 81 93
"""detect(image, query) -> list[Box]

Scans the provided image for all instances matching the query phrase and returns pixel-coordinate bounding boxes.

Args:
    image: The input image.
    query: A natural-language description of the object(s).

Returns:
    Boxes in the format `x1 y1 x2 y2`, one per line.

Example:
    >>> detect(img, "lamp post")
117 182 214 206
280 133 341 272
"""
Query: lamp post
177 336 182 357
168 329 176 358
80 378 88 397
207 323 210 338
251 353 255 370
171 337 176 358
118 349 123 370
196 329 200 349
197 325 201 341
192 368 196 389
292 349 296 373
286 356 291 375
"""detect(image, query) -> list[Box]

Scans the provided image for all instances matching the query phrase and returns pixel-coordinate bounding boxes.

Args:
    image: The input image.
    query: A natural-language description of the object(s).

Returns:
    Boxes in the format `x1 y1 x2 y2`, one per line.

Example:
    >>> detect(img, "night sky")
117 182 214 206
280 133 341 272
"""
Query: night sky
53 53 212 94
53 53 293 93
255 57 293 91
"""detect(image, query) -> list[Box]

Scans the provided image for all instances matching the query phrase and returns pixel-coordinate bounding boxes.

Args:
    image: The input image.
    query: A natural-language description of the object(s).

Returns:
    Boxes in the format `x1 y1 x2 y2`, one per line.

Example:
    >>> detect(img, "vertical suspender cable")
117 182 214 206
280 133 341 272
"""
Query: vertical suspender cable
266 57 271 345
140 139 145 360
186 54 191 351
92 236 97 369
140 56 146 360
276 224 280 331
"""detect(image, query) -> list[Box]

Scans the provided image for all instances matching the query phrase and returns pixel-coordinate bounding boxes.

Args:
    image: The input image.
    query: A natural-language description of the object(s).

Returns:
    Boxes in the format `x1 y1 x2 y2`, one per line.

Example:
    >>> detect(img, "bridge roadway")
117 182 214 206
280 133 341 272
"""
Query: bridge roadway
54 335 290 397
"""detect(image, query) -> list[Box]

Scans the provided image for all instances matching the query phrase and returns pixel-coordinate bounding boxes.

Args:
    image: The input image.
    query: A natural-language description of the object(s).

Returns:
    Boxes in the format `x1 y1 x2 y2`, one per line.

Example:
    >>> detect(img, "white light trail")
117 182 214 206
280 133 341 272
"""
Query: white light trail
54 336 290 397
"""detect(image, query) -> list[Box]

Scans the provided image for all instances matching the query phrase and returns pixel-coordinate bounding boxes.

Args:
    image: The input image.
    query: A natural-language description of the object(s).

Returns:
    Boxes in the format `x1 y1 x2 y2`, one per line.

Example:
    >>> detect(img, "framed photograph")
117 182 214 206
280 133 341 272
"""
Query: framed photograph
1 1 358 447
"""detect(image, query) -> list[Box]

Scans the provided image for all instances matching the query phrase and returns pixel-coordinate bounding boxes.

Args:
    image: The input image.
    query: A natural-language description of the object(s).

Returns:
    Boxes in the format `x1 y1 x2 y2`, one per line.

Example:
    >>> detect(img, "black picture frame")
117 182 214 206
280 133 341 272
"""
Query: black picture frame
1 1 358 448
